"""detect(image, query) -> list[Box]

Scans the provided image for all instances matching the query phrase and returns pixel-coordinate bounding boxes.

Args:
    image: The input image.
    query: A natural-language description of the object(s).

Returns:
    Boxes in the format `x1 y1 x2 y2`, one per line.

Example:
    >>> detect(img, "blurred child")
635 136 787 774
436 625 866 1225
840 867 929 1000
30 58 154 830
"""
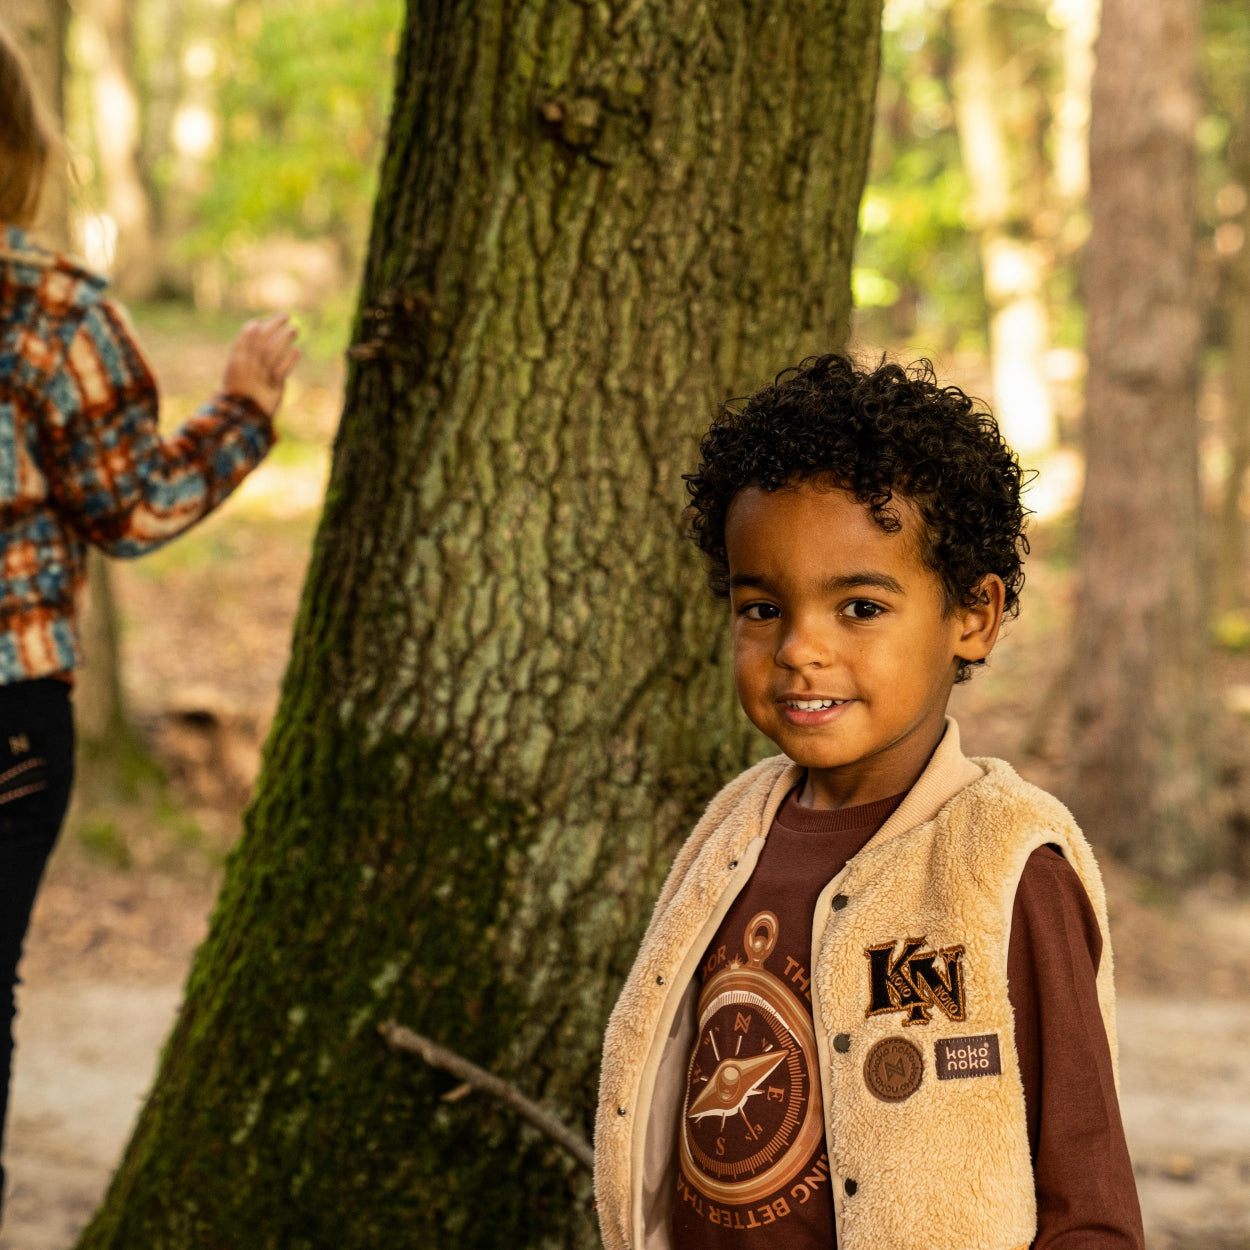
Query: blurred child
595 355 1144 1249
0 21 298 1217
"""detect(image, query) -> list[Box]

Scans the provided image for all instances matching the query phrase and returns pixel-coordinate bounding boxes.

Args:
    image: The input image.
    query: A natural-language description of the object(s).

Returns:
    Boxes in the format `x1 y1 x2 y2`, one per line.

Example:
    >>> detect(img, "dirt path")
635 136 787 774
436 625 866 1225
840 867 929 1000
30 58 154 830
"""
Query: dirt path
1120 1000 1250 1248
0 978 181 1250
1 976 1247 1248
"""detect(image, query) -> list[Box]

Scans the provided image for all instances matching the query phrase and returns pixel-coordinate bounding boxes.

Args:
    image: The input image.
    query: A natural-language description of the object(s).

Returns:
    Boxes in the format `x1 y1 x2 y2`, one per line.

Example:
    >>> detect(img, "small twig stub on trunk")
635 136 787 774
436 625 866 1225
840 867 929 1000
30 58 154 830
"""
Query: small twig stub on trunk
380 1020 595 1172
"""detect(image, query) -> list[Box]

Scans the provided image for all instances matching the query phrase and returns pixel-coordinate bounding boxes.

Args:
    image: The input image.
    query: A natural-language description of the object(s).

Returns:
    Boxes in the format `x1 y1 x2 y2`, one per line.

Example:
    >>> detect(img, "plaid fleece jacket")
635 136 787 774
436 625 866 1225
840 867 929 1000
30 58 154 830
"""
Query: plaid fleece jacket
0 224 275 683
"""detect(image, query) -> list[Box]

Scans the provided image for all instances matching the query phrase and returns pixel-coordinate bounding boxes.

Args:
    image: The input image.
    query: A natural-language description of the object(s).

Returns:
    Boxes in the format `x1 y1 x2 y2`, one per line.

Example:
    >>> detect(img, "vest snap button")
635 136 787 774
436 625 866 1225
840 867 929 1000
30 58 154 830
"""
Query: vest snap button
728 860 738 870
617 1106 627 1117
833 1033 851 1053
832 893 849 910
656 975 665 985
844 1178 857 1196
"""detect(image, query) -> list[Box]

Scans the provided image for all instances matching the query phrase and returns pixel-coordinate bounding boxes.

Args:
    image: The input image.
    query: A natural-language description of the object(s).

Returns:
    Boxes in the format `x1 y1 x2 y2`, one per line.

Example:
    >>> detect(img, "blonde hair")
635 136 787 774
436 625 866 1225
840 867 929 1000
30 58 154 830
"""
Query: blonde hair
0 21 57 228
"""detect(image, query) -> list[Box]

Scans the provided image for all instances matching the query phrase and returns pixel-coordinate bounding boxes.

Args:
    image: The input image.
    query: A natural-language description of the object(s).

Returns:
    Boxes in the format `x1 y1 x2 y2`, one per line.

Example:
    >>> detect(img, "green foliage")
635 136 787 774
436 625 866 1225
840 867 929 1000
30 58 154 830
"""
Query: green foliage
179 0 402 267
1214 610 1250 653
1201 0 1250 298
854 0 1072 353
855 0 984 352
855 0 1250 362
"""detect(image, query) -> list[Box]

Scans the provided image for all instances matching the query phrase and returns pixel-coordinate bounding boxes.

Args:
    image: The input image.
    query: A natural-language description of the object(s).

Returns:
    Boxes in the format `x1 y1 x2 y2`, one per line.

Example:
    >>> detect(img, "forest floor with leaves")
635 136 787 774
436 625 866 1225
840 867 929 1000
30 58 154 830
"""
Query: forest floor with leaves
2 317 1250 1248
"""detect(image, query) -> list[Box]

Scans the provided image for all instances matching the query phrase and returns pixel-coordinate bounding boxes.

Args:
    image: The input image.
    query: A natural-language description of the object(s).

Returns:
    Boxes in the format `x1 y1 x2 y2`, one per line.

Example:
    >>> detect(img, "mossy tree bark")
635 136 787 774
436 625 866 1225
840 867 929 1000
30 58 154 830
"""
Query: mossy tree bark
76 2 882 1246
1071 0 1221 879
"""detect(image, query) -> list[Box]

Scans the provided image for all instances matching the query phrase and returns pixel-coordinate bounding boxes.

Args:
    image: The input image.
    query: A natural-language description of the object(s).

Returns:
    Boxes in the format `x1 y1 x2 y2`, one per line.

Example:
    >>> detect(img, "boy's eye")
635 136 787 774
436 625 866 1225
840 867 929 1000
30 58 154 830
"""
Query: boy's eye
741 602 781 621
843 599 884 620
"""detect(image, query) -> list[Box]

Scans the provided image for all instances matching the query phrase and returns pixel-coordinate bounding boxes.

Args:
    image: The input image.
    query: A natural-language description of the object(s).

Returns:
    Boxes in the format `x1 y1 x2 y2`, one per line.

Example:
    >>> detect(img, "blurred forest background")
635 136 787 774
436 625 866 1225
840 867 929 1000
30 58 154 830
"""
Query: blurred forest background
4 0 1250 1247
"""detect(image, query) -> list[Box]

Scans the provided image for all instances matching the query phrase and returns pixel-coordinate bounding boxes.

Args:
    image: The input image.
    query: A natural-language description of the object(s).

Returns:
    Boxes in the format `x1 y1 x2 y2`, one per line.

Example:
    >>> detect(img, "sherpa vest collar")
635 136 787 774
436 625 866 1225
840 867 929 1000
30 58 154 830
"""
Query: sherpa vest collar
594 722 1118 1250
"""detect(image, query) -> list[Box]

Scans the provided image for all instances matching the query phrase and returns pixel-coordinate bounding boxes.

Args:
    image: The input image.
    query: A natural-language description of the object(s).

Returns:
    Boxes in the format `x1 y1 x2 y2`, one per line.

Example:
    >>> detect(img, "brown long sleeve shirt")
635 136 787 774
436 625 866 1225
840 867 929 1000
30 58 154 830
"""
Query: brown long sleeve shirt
672 785 1144 1249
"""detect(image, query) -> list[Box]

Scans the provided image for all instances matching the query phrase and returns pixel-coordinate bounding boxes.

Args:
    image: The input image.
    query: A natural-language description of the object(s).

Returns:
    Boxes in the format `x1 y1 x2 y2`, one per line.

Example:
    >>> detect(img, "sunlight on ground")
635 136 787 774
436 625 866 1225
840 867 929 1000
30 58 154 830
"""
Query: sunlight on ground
231 448 331 520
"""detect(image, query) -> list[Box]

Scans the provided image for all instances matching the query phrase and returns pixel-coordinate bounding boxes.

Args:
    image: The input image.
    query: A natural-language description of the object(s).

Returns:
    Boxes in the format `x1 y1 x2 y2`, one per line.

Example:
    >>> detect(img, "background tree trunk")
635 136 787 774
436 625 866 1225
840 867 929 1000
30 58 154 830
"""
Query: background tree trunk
69 547 158 818
1050 0 1098 215
75 2 884 1246
950 0 1057 459
1070 0 1220 878
1217 92 1250 617
78 0 162 300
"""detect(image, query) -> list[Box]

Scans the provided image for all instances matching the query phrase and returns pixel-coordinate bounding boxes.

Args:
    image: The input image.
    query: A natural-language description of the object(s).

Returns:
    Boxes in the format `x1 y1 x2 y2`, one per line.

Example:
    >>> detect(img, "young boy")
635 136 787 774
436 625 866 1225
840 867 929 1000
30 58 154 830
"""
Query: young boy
594 355 1143 1250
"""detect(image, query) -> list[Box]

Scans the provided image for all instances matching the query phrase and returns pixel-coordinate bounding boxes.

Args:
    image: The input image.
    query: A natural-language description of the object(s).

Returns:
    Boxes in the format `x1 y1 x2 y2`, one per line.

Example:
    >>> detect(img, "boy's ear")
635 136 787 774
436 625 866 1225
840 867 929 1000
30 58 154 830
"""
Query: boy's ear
953 574 1006 663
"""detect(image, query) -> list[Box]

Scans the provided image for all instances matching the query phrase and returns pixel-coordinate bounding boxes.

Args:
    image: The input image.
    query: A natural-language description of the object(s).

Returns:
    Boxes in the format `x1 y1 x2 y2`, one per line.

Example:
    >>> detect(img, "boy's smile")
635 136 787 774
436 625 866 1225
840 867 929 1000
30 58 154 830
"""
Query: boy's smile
725 481 1003 809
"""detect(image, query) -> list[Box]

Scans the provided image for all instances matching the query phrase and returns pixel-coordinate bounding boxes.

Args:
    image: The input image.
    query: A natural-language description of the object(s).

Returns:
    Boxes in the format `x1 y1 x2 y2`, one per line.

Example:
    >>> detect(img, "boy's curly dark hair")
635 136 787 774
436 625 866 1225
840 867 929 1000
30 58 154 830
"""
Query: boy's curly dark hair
684 354 1030 682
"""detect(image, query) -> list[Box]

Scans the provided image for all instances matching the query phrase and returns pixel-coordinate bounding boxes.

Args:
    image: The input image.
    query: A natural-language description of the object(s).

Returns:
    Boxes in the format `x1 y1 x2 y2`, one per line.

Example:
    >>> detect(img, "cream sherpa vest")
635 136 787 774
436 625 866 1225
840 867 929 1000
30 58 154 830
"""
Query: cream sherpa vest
595 725 1117 1250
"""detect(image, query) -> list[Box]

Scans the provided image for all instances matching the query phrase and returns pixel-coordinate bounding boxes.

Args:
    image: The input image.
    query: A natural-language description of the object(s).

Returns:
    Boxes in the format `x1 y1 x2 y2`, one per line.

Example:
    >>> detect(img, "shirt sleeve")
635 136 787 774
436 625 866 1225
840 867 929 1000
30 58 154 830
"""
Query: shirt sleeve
1008 845 1145 1249
36 297 276 557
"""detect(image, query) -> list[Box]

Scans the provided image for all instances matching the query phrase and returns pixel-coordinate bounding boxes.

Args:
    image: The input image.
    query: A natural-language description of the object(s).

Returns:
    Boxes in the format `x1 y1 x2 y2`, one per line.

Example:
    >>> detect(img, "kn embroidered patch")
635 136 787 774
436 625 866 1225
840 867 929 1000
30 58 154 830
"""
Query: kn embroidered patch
935 1033 1002 1080
863 1036 924 1102
864 937 966 1026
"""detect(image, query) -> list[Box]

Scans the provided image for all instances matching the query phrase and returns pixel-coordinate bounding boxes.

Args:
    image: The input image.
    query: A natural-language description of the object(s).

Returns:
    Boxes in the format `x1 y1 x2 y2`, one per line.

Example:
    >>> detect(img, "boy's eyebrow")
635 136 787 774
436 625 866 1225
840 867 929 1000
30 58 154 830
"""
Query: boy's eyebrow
823 571 906 596
727 571 906 595
728 573 775 592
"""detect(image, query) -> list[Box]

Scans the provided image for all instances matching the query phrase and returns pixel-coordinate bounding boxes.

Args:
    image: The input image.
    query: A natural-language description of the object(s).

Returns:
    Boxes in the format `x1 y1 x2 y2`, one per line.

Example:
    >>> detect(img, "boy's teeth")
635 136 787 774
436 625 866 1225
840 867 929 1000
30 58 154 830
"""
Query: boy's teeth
788 699 842 710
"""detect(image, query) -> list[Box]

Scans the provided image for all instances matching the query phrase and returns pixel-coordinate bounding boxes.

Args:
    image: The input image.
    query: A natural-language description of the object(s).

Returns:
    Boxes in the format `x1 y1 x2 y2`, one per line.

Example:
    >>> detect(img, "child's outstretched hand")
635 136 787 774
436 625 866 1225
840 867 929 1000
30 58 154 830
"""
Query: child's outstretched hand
222 314 301 417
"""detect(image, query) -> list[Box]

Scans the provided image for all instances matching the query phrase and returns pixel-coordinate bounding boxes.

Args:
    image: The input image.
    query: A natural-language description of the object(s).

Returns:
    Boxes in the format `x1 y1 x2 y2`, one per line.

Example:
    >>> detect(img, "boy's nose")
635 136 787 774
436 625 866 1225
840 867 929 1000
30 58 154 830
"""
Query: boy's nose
774 620 830 670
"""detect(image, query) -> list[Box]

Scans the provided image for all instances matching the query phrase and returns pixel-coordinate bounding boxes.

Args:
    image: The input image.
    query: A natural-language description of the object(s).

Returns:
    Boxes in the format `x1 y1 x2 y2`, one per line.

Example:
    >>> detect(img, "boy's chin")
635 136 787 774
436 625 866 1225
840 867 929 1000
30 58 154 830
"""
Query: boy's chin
752 726 865 771
779 744 865 771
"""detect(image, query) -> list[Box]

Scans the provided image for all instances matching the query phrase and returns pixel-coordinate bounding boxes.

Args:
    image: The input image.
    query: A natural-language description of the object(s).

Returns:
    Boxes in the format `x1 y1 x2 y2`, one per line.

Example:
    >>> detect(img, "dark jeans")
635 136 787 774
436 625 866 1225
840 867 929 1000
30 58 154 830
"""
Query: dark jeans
0 679 74 1220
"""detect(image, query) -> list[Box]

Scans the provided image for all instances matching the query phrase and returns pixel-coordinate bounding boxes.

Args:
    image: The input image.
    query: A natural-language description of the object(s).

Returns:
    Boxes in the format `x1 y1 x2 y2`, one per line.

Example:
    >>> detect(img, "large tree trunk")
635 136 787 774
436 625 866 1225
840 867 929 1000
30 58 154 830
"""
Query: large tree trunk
1070 0 1219 878
75 3 883 1247
950 0 1057 459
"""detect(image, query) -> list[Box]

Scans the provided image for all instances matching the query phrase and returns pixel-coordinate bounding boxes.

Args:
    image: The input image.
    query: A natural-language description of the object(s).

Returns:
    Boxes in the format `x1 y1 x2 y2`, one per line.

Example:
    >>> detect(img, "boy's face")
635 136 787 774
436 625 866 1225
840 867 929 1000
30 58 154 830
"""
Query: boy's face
724 480 1002 808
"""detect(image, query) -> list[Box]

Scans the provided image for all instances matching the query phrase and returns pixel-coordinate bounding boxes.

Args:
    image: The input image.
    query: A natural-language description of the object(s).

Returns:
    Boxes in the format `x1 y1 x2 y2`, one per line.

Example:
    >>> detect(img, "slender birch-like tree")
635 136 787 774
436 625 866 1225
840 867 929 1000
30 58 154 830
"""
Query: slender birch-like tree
76 2 884 1246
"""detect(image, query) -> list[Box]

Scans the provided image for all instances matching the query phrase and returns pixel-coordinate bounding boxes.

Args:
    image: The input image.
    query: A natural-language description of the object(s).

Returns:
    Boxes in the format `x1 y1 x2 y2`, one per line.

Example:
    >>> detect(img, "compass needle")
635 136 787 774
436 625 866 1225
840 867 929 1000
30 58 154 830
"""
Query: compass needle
687 1049 787 1121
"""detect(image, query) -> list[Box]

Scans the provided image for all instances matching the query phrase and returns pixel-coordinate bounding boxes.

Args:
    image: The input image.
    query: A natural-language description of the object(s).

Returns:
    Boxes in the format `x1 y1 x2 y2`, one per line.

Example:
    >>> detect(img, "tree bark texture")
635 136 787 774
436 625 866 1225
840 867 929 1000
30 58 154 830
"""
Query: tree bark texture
1071 0 1219 878
76 2 883 1246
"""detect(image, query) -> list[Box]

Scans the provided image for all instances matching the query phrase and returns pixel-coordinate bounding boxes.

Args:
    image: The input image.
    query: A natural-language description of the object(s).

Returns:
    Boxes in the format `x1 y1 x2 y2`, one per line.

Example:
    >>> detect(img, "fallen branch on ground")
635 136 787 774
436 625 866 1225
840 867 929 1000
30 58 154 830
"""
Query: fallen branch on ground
379 1020 595 1172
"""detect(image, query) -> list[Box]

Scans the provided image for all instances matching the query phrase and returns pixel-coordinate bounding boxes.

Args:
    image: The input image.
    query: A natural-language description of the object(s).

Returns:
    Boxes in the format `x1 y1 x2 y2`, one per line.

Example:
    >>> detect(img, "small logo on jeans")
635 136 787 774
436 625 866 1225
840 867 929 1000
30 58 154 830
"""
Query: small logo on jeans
935 1033 1001 1080
8 734 30 755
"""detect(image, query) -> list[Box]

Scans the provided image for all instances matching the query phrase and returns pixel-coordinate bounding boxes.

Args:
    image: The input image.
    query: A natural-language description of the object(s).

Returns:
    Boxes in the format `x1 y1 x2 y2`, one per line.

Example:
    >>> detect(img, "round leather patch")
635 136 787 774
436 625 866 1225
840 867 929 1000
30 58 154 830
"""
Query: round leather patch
863 1036 923 1102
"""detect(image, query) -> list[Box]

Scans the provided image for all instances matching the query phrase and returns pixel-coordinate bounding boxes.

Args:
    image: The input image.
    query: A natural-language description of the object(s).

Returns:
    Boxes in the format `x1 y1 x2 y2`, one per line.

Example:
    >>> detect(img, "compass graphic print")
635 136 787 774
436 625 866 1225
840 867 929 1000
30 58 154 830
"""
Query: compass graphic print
679 911 825 1204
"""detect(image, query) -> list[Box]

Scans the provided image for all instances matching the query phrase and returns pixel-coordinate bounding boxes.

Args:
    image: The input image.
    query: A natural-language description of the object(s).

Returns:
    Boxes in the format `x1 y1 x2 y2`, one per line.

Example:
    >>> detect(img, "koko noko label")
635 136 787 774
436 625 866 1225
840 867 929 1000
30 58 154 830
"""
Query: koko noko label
934 1033 1002 1080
